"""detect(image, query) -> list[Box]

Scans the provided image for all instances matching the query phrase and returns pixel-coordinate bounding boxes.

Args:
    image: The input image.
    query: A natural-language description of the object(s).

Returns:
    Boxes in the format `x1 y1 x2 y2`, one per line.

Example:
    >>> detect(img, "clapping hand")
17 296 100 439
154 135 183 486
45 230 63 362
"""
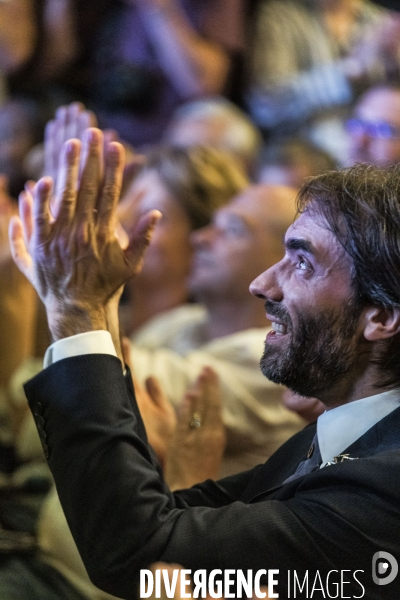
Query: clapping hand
9 128 161 342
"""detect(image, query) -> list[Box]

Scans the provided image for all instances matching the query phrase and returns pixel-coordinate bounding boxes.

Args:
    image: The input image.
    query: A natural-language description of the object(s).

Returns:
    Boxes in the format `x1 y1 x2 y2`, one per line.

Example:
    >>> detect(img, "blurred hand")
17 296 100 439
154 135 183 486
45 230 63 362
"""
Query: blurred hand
166 366 226 490
131 368 177 466
44 102 97 189
44 101 140 196
282 389 325 423
345 14 400 79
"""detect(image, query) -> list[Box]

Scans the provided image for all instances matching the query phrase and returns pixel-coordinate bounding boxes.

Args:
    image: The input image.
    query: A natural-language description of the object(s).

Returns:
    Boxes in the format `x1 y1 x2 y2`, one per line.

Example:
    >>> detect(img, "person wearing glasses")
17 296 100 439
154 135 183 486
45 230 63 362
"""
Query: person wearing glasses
346 83 400 165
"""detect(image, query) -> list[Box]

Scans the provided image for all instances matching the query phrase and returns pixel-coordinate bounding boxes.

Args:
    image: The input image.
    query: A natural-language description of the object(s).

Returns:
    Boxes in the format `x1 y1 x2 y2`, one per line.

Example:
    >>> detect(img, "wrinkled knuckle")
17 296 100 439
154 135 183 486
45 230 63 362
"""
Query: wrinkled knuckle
76 222 89 244
80 181 98 199
102 182 120 200
34 215 48 229
61 190 76 206
96 227 108 244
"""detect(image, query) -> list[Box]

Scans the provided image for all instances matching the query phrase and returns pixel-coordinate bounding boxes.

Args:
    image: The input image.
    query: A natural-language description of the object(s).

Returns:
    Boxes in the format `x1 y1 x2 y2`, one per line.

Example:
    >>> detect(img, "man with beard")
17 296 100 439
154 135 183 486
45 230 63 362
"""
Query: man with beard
10 130 400 599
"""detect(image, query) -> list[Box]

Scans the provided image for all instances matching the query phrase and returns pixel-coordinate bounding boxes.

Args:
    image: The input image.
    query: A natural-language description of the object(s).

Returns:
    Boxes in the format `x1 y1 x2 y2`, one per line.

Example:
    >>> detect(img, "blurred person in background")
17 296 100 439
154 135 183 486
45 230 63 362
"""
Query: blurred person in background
87 0 245 147
1 0 246 148
247 0 400 161
118 143 249 335
128 183 305 476
165 97 263 178
346 83 400 165
257 138 338 188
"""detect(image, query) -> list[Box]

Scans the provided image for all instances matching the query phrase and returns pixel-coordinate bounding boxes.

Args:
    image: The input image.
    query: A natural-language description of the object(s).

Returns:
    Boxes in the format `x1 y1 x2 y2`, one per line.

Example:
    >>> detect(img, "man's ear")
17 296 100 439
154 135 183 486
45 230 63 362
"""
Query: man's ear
363 306 400 341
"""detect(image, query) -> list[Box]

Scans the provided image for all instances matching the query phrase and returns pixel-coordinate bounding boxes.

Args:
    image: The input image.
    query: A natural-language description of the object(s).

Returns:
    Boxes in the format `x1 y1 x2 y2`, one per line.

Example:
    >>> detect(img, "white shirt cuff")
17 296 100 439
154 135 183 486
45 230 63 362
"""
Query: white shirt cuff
43 331 118 368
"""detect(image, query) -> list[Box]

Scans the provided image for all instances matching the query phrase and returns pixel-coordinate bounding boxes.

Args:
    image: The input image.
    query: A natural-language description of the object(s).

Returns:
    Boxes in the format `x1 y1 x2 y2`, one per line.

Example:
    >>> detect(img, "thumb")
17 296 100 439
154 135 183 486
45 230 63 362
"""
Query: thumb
124 209 162 273
9 215 33 281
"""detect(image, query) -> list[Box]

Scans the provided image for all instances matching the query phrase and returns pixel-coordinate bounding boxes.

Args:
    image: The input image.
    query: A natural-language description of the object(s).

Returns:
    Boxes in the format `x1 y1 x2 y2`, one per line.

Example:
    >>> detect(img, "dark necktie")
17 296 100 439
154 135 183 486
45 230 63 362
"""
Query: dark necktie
283 433 322 484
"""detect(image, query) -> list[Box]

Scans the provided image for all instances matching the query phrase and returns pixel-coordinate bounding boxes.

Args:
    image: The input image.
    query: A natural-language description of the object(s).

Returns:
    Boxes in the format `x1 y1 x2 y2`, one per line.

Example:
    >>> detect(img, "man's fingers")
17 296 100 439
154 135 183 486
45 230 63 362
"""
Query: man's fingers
76 128 103 217
19 190 33 246
66 102 85 139
54 106 69 172
53 140 80 221
78 109 97 137
97 142 125 233
115 219 129 250
9 215 33 279
117 187 145 232
125 209 162 272
32 178 53 245
44 119 57 180
175 395 193 433
193 367 222 426
103 128 119 146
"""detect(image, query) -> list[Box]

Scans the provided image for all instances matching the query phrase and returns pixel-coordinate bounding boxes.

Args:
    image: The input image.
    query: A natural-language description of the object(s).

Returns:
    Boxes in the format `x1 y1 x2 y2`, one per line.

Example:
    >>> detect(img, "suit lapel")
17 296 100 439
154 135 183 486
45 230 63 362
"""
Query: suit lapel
241 404 400 504
240 423 316 503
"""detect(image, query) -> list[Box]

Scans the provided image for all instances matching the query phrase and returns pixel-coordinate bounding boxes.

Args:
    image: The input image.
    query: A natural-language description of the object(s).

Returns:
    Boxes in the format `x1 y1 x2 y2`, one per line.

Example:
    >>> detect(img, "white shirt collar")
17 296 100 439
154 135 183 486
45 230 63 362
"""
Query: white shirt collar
317 389 400 466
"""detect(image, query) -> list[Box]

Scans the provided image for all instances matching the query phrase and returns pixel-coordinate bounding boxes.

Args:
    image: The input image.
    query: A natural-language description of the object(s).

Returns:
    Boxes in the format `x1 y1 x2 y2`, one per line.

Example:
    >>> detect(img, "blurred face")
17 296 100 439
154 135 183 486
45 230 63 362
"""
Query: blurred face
188 188 291 302
249 210 366 403
121 170 192 286
348 88 400 165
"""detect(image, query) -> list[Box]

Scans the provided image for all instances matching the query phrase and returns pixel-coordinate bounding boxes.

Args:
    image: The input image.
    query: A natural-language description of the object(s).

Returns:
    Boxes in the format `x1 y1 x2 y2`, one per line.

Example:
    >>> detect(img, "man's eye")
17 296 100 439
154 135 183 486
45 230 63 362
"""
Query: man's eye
296 257 309 271
223 223 245 237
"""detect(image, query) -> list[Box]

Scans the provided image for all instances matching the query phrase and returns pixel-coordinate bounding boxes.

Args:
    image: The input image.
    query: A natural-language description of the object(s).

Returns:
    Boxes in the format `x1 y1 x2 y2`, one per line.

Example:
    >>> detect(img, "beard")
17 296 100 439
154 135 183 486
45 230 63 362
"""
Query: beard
260 299 363 398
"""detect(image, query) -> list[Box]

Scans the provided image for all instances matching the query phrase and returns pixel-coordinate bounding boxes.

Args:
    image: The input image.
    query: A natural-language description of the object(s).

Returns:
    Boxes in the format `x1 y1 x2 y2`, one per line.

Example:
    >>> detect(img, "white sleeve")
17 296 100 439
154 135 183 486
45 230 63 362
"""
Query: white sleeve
43 331 117 368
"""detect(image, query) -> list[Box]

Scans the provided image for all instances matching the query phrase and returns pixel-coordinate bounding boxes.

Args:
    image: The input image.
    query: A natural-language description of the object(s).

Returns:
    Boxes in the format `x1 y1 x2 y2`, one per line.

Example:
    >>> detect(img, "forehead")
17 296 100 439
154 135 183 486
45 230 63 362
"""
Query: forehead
215 194 273 237
285 211 349 265
218 194 260 219
356 90 400 123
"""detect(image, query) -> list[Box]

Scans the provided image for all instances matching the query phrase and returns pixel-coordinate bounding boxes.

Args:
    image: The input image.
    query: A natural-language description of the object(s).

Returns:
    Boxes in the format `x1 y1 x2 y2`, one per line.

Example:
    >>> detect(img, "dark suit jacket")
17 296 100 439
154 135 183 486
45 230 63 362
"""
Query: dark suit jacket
25 354 400 599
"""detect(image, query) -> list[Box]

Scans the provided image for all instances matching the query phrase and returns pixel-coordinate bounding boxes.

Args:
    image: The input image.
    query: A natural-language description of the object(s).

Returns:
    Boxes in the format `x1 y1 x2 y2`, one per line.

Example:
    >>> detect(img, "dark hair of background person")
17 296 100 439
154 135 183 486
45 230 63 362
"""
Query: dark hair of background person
297 163 400 387
141 145 249 230
259 138 337 178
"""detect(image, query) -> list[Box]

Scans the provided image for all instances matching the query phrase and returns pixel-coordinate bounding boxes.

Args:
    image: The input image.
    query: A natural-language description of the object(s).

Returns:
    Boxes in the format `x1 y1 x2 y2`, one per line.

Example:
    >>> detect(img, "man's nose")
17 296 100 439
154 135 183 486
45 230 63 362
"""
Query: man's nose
249 263 283 302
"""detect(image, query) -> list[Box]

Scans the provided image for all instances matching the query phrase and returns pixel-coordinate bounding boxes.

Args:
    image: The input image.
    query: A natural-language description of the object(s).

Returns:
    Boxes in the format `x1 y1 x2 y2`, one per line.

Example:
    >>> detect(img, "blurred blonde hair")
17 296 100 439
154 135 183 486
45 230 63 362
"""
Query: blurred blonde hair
141 145 249 229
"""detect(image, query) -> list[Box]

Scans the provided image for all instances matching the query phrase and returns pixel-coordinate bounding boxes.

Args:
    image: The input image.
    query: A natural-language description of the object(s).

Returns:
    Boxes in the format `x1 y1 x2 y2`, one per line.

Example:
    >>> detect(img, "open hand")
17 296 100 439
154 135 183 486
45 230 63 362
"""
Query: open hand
9 128 161 340
166 366 226 490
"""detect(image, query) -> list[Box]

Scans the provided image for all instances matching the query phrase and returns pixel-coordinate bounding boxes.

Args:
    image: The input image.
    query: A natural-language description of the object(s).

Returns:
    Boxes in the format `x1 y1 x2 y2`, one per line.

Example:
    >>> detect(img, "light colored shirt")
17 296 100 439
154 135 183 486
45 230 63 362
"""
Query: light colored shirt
317 389 400 466
43 330 117 367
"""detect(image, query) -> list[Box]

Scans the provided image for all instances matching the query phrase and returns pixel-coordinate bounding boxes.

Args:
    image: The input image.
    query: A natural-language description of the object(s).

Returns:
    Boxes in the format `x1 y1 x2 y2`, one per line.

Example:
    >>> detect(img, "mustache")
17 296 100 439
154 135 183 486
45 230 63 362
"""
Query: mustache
264 300 293 327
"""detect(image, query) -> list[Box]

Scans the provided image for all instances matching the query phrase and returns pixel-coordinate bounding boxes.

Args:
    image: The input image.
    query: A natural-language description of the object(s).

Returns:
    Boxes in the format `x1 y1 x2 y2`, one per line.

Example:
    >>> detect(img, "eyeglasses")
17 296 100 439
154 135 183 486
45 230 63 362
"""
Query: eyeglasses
346 118 400 140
